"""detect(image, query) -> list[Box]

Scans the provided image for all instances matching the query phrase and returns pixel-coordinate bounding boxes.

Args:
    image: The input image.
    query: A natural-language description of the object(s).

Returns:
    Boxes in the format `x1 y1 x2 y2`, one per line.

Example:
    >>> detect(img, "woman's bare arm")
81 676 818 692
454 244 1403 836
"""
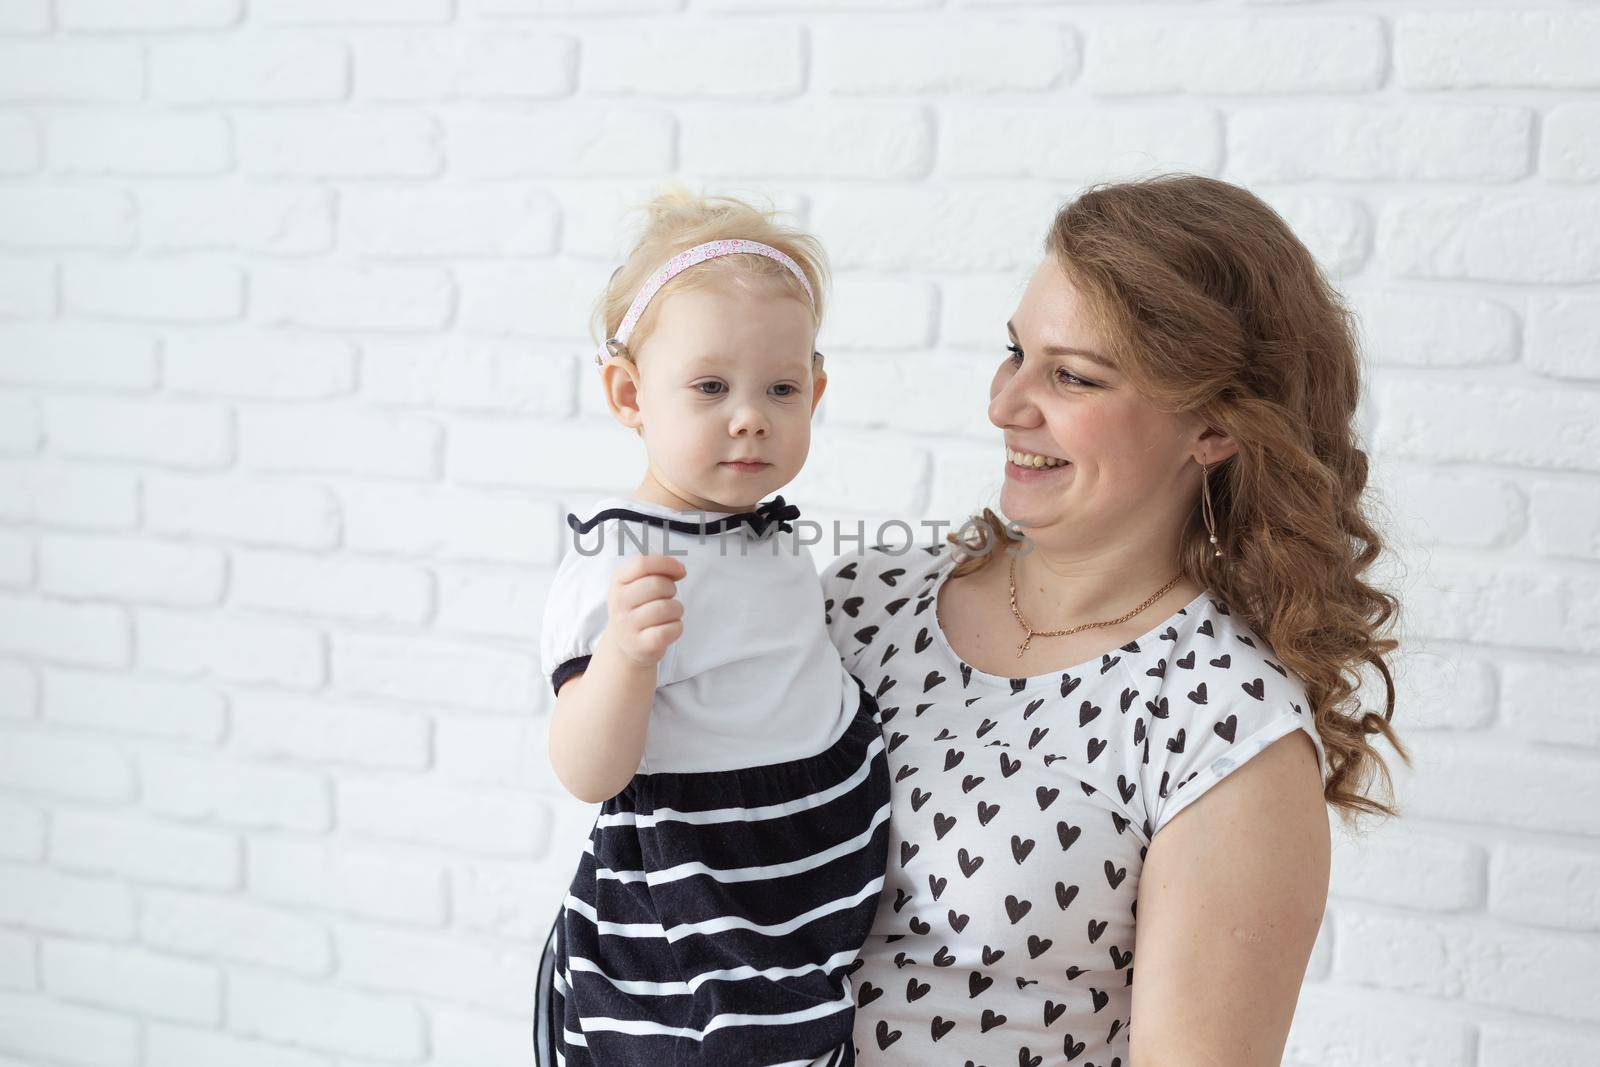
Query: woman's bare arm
1129 730 1330 1067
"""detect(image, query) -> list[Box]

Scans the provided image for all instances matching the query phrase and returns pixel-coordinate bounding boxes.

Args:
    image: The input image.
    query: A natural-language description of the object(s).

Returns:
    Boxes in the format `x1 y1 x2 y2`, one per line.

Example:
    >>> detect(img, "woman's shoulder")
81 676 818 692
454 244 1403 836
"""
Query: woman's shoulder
1166 591 1309 700
1134 589 1327 835
1148 589 1322 767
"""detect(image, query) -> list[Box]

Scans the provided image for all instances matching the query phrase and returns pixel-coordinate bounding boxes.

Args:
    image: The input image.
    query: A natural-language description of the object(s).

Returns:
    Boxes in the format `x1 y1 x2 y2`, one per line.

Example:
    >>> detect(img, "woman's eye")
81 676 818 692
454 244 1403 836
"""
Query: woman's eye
1005 343 1093 388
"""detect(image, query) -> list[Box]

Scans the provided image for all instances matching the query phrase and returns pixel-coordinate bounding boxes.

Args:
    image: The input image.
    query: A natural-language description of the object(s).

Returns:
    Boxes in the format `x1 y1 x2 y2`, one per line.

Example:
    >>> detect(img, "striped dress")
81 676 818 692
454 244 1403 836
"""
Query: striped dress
543 672 891 1066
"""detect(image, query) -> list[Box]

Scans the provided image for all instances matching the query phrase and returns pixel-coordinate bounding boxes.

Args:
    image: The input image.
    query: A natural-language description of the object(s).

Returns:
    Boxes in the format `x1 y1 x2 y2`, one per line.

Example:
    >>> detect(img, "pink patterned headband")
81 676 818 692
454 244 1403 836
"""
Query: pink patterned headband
596 239 816 369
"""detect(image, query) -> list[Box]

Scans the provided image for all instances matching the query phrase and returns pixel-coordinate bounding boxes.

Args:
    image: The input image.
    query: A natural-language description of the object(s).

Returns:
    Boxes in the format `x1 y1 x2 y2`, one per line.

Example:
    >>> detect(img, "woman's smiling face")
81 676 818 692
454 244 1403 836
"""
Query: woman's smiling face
990 256 1200 545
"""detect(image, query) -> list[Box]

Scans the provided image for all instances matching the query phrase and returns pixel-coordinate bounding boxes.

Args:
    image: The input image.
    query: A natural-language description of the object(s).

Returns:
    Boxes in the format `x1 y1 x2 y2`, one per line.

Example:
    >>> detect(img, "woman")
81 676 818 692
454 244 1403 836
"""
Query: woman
823 174 1409 1066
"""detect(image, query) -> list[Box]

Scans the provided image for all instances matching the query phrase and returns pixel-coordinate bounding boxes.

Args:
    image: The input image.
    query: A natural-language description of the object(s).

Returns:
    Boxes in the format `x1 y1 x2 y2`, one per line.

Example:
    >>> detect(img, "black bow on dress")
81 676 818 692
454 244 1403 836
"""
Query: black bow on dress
565 495 802 541
722 495 801 539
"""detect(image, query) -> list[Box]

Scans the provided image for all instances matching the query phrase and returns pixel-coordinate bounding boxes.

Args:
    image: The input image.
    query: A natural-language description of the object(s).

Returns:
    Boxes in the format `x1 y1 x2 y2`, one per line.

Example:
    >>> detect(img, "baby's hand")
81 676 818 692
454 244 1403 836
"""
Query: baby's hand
605 554 686 669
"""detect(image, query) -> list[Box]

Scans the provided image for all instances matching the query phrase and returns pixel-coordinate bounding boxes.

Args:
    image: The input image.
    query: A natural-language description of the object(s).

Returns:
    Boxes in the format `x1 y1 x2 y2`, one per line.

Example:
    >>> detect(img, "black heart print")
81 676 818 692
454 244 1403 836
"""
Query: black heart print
824 546 1321 1066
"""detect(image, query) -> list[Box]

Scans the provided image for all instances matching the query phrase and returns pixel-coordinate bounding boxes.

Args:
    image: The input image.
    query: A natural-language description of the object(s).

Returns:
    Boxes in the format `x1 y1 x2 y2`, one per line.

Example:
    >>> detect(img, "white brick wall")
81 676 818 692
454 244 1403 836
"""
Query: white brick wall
0 2 1597 1063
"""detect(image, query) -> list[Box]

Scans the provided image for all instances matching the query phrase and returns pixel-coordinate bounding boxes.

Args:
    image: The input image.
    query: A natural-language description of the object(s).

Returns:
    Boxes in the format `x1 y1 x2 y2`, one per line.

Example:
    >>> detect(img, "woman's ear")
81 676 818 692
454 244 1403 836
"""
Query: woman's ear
1195 424 1240 466
601 356 644 431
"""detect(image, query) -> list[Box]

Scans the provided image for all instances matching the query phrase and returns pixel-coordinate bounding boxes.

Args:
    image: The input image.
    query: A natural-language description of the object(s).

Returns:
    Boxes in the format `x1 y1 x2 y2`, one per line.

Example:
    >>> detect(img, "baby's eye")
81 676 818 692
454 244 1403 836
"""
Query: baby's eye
695 381 725 396
772 384 798 398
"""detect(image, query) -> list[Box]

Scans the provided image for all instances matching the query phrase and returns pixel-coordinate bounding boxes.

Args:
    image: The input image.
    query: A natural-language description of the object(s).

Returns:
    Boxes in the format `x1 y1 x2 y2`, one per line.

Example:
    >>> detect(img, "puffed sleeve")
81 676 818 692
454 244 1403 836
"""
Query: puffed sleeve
1142 649 1328 839
538 542 620 697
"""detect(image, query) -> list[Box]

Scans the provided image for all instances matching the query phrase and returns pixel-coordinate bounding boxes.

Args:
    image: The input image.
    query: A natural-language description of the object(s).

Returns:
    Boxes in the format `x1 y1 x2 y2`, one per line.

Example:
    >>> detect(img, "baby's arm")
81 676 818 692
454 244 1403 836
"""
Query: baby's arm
547 553 686 804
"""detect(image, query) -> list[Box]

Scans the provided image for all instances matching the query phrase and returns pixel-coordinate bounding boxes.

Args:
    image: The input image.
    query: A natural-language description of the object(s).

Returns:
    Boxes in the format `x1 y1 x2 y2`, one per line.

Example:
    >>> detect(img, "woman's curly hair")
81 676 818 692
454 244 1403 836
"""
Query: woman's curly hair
948 173 1409 829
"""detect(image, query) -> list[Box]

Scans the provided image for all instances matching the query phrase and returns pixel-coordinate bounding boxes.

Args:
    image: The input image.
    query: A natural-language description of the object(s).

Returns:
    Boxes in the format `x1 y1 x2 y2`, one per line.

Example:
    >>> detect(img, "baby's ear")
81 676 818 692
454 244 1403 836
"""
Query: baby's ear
810 363 828 414
600 356 644 431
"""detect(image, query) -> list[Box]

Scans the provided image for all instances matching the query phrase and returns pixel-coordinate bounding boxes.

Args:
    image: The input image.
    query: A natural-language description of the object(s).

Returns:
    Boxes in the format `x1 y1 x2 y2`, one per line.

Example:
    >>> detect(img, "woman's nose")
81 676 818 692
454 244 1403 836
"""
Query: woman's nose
988 367 1038 429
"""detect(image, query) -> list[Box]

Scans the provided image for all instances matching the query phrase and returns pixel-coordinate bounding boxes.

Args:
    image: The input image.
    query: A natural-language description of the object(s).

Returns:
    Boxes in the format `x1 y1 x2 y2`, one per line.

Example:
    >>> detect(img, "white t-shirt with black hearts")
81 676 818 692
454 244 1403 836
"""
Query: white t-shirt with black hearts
818 541 1328 1067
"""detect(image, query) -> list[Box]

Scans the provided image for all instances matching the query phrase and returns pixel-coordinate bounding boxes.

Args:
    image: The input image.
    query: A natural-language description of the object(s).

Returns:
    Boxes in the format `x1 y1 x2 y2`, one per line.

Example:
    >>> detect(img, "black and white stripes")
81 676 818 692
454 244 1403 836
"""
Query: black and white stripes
546 674 890 1066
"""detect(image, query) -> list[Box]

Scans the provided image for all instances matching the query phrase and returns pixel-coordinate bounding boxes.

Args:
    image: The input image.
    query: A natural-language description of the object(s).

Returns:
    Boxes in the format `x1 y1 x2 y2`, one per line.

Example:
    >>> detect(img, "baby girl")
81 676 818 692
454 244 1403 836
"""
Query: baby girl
534 189 890 1066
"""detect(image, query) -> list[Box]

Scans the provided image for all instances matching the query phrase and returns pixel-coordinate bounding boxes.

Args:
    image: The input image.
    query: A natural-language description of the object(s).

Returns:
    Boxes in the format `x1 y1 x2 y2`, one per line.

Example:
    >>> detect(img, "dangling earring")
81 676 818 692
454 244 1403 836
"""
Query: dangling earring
1200 458 1222 559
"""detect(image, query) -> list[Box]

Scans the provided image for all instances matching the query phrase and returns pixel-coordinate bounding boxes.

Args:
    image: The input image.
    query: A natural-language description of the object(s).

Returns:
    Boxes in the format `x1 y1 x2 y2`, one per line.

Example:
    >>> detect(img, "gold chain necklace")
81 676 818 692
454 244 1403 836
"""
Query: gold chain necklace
1007 555 1187 659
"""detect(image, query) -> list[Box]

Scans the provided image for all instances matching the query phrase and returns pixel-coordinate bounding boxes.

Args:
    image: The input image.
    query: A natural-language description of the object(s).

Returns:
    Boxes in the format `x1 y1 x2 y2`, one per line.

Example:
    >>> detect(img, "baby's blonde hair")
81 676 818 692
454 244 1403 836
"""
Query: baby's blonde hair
593 186 830 370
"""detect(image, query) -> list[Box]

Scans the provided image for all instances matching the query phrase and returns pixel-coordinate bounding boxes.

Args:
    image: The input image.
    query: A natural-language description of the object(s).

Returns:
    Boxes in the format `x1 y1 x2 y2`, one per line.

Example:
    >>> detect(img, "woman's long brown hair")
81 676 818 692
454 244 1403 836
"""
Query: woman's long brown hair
948 173 1409 828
